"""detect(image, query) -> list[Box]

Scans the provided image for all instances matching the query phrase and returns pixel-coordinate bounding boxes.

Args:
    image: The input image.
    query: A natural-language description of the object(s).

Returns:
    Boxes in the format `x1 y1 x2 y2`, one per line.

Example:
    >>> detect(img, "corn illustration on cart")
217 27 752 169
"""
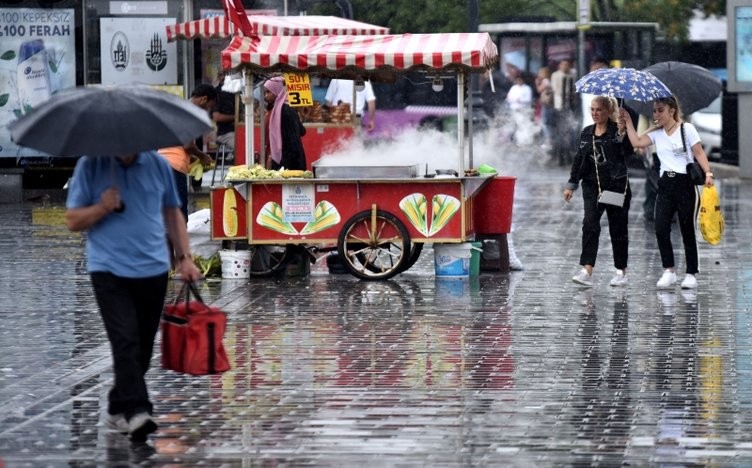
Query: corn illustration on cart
209 32 515 280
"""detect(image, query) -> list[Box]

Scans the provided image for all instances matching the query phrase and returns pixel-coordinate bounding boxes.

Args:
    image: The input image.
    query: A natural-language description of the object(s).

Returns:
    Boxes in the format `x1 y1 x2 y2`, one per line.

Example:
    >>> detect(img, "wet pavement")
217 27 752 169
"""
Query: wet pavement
1 148 751 466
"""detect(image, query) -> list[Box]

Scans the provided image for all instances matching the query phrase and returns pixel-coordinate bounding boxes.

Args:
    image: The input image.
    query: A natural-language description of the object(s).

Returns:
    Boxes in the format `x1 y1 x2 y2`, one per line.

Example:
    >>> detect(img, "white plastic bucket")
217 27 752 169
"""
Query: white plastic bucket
434 243 474 278
219 249 251 279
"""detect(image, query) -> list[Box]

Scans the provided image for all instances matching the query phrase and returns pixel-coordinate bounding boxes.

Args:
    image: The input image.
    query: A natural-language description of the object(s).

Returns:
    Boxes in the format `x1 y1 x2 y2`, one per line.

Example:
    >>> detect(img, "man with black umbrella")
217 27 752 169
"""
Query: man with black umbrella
65 151 202 443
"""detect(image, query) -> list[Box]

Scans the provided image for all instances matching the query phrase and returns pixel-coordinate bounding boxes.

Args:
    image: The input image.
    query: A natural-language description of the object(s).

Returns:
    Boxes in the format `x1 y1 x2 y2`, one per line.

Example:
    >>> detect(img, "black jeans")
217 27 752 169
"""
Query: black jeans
579 180 631 270
654 172 700 274
91 272 168 419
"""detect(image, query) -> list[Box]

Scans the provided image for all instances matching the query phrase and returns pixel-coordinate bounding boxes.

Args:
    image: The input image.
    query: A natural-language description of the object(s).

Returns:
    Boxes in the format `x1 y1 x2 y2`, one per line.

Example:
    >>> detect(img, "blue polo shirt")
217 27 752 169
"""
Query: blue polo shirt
66 151 181 278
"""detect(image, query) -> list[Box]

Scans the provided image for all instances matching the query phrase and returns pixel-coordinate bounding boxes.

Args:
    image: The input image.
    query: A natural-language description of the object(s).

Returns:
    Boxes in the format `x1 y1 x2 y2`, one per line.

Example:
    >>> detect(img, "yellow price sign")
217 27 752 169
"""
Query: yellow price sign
283 73 313 107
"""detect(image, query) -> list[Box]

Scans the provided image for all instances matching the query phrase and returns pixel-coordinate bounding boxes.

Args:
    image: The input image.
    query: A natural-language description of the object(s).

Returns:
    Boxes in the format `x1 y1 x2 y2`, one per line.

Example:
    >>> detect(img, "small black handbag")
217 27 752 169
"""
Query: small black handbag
681 123 705 185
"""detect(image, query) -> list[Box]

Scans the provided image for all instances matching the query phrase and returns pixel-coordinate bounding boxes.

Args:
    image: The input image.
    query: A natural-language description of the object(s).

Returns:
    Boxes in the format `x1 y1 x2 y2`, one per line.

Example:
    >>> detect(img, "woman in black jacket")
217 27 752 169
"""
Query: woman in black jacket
563 96 633 287
263 76 307 170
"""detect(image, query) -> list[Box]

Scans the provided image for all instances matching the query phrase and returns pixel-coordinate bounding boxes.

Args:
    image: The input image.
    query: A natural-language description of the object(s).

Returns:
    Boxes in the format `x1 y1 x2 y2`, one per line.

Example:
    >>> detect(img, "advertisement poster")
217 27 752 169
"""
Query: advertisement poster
100 17 176 86
0 8 75 158
282 184 315 223
736 6 752 83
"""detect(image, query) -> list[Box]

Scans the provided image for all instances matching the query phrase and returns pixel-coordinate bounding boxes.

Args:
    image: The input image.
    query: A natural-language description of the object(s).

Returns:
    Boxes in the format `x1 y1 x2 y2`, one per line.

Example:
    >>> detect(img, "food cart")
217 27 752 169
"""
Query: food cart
211 32 515 280
166 15 390 168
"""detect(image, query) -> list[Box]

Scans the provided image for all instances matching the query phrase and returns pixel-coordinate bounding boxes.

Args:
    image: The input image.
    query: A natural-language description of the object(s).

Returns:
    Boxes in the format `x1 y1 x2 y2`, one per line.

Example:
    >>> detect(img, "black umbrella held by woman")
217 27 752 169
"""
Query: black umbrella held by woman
627 61 722 116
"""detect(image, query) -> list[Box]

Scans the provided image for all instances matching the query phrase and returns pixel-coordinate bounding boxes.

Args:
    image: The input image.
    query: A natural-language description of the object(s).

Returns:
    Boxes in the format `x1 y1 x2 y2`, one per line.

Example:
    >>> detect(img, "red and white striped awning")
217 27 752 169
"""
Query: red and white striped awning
166 15 389 42
221 33 499 74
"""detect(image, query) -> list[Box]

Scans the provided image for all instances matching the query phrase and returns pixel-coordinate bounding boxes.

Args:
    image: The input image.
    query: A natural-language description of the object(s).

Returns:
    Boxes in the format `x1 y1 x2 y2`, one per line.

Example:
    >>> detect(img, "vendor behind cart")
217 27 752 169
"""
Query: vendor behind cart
325 79 377 132
263 76 307 171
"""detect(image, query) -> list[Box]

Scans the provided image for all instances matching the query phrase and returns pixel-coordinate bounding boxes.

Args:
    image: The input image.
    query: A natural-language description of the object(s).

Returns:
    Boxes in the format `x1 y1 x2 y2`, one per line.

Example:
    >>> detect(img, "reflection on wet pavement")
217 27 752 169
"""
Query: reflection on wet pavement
1 158 752 464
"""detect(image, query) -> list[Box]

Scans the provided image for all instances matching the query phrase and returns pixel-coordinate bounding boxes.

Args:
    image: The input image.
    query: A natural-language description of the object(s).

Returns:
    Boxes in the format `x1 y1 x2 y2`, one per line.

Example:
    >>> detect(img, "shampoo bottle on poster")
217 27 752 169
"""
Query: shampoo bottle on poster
17 39 51 114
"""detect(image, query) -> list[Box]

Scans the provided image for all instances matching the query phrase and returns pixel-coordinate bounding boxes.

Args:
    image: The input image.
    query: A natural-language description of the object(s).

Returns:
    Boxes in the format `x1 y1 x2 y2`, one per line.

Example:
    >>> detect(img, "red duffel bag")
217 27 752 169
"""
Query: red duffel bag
161 283 230 375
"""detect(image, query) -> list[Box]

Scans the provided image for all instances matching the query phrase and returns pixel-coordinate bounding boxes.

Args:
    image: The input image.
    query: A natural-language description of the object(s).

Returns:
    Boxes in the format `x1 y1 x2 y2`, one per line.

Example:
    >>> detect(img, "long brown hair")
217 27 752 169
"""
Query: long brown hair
646 95 683 133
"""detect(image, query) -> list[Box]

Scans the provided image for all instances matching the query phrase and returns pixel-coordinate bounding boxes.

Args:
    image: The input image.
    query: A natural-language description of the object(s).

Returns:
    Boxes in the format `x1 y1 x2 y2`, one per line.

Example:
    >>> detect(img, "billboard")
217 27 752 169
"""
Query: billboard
100 17 177 86
0 8 76 158
728 0 752 92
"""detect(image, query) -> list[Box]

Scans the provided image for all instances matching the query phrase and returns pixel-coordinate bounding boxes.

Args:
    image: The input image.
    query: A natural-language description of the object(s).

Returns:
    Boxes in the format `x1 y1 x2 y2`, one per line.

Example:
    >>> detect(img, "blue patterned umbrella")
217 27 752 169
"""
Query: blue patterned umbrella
575 67 672 102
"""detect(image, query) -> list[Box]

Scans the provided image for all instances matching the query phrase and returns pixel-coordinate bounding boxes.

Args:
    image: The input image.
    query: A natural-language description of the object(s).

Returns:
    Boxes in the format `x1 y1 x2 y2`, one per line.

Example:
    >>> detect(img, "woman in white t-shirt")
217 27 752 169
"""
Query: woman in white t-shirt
620 96 714 290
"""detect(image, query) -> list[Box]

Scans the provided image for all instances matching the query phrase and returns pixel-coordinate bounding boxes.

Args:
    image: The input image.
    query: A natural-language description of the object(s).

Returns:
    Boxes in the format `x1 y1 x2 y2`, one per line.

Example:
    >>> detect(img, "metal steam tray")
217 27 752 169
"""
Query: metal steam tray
312 163 420 179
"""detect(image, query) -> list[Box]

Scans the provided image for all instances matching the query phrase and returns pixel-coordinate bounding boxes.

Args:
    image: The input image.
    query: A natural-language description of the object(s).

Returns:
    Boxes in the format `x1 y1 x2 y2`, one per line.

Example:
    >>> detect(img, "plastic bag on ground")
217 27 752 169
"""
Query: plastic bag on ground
188 209 222 258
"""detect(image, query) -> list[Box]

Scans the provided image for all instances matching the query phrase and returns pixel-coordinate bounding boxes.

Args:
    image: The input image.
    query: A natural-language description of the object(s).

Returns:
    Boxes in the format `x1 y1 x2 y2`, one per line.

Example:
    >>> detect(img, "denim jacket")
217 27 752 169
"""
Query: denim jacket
566 120 633 191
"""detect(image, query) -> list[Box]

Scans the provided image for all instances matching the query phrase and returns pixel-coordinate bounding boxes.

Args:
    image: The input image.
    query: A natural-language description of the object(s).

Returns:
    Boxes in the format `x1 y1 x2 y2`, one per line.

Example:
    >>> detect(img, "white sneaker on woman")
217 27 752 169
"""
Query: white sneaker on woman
656 270 677 289
681 274 697 289
572 268 593 287
609 269 628 287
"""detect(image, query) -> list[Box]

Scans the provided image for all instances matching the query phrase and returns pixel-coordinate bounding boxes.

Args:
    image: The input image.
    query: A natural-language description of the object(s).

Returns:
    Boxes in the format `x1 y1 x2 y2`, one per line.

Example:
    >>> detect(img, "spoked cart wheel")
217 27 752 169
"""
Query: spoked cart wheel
337 208 412 280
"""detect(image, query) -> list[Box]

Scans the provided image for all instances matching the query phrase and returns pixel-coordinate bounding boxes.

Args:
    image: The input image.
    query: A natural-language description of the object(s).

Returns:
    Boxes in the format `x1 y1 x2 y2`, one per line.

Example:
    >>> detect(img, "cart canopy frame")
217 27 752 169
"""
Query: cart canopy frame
220 32 499 173
166 15 389 42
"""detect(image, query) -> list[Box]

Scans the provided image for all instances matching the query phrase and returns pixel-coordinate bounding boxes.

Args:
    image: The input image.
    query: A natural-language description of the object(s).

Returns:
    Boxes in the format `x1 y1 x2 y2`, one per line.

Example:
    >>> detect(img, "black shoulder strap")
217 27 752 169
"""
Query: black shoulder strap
680 123 692 162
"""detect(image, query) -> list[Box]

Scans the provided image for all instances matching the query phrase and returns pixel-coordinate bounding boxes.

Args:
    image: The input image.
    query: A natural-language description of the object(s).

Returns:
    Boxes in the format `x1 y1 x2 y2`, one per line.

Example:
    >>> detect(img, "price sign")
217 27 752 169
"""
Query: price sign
283 72 313 107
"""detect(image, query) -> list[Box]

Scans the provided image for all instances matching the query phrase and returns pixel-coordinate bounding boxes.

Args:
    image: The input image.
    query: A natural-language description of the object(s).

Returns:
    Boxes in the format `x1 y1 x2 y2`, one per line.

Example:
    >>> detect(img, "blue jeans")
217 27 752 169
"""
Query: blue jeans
91 271 168 418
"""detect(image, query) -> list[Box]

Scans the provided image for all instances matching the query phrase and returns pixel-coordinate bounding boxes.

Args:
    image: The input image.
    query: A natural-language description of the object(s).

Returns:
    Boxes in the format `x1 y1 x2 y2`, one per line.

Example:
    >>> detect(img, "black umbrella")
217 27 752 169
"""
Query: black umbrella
627 61 722 116
9 86 212 157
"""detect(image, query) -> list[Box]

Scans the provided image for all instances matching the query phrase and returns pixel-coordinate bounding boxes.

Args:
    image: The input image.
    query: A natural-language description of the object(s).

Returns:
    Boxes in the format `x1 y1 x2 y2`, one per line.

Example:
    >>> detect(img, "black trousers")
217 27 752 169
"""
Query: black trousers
91 272 168 419
654 172 700 274
579 180 631 270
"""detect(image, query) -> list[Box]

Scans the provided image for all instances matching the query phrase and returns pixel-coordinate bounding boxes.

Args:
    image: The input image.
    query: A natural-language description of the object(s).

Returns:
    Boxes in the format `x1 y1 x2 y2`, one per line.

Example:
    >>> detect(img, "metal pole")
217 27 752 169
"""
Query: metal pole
577 0 591 78
243 69 255 168
577 28 586 78
457 74 465 175
467 0 479 171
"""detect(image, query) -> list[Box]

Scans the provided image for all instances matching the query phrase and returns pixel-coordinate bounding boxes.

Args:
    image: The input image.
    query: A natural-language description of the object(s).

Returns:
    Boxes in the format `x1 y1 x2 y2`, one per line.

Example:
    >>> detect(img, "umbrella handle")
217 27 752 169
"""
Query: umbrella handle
110 158 125 212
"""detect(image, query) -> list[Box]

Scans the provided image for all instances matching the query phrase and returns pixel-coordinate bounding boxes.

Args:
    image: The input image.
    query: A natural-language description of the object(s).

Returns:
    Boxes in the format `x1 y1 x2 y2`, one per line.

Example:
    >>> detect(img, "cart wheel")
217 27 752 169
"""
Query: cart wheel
399 243 424 272
248 245 294 277
338 209 411 280
360 241 423 274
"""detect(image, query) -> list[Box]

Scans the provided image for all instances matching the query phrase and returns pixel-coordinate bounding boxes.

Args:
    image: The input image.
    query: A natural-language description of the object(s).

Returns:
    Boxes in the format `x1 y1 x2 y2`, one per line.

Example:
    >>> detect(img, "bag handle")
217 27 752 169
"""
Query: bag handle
173 281 206 306
592 133 628 197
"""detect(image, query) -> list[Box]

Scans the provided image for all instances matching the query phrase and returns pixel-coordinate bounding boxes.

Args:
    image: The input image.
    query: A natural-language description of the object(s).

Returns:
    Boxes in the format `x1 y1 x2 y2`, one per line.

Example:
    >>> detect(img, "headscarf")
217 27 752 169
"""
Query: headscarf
264 76 288 164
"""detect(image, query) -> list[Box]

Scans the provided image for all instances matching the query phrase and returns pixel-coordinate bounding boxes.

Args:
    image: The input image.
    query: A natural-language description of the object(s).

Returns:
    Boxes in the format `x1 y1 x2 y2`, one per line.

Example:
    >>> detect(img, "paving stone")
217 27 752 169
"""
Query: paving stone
0 150 750 465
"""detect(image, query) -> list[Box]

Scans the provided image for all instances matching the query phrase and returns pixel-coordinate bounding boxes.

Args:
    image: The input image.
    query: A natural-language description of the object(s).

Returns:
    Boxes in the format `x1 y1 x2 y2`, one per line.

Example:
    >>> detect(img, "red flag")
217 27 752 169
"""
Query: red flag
222 0 254 36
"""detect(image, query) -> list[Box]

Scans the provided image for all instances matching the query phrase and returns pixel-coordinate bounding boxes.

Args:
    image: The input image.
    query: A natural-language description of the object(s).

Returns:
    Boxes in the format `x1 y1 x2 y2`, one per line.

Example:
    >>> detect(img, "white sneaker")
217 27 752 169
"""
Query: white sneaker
105 413 129 434
128 412 157 442
572 268 593 287
609 269 628 287
656 270 677 289
680 274 697 289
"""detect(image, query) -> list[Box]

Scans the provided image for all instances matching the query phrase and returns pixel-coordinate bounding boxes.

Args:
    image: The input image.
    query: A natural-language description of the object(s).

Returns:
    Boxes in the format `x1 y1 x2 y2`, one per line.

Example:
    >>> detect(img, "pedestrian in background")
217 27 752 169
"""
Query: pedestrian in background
158 84 217 222
212 71 237 161
264 76 307 170
65 151 202 442
564 96 633 287
535 65 554 151
504 64 535 146
550 58 579 166
619 95 714 289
